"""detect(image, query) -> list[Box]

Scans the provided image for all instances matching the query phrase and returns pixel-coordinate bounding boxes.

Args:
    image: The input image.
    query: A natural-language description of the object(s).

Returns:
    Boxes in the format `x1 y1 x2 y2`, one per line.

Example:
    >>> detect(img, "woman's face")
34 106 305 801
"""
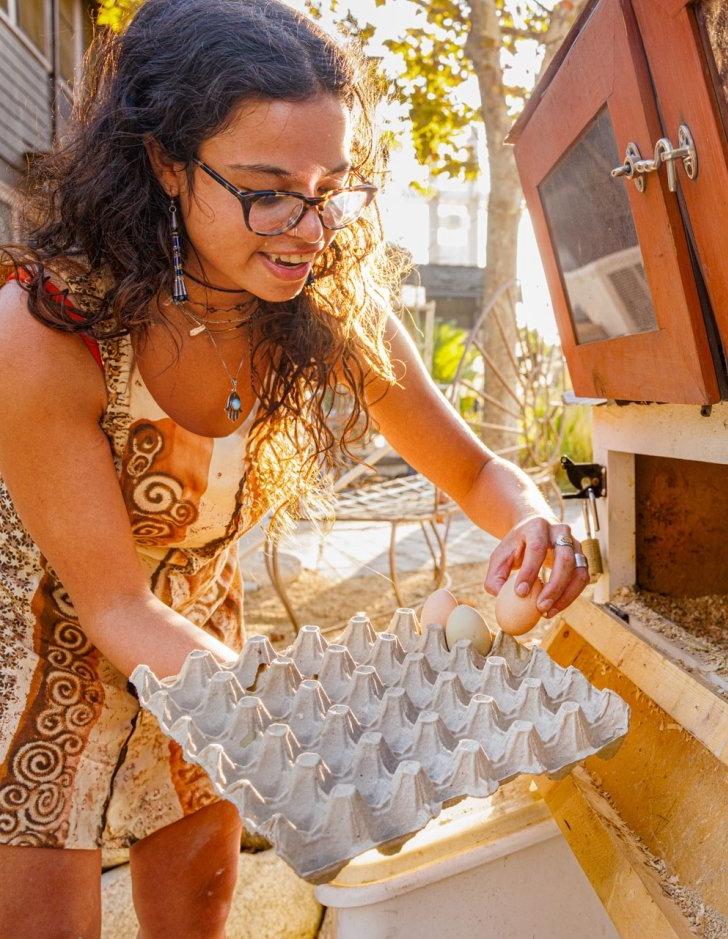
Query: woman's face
172 93 353 302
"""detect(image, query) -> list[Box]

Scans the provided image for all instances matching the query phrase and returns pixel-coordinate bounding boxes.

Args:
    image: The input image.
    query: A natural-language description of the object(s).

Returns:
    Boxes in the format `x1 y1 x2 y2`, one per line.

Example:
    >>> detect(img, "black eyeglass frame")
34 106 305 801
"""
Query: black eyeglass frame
191 156 378 236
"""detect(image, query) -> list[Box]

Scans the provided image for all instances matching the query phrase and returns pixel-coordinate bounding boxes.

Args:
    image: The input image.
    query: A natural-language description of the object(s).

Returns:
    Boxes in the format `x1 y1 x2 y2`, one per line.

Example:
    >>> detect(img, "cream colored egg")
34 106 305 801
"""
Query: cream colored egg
495 571 544 636
445 604 493 655
420 587 458 628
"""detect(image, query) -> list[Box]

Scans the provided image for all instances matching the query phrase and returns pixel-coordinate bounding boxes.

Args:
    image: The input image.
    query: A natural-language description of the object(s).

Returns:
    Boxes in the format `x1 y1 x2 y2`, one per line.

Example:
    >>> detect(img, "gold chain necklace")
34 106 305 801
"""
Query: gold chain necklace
179 306 251 336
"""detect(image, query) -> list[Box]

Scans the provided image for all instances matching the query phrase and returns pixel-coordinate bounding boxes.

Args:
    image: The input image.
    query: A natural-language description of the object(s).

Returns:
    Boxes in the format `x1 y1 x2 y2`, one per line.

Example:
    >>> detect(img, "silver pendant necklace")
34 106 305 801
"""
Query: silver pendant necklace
204 326 248 422
174 301 251 422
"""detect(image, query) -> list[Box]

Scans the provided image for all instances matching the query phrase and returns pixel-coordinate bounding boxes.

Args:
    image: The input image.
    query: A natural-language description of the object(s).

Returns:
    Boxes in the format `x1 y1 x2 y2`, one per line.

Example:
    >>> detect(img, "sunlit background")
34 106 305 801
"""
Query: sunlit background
0 0 559 342
287 0 559 343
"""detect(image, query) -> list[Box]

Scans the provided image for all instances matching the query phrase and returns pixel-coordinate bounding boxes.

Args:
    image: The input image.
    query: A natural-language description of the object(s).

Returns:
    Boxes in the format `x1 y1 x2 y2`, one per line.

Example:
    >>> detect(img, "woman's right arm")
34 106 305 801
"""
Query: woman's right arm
0 281 238 679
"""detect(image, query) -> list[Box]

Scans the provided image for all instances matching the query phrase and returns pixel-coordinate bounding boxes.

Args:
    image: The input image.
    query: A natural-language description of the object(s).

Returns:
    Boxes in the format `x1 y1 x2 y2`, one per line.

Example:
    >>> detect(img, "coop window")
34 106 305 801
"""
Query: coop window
538 107 658 345
695 1 728 138
607 265 654 332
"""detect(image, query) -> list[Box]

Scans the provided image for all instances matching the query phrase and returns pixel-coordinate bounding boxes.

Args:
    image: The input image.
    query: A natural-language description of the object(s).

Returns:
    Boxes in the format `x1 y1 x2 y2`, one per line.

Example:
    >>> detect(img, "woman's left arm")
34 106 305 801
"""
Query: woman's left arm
363 315 589 619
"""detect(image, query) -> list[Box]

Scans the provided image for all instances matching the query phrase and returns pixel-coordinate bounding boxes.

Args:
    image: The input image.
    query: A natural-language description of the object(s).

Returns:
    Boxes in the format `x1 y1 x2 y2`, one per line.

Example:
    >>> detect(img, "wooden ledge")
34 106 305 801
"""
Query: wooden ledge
535 768 697 939
544 596 728 765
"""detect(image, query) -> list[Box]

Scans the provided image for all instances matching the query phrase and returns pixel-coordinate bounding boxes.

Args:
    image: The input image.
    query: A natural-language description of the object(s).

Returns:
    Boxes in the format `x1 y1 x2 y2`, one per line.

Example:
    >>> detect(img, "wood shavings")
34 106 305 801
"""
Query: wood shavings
581 768 728 938
612 588 728 686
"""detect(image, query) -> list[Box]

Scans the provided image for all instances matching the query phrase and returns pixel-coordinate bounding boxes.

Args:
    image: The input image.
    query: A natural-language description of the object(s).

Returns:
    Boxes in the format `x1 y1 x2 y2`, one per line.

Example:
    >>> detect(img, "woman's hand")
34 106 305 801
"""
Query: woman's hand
357 318 592 614
484 515 590 619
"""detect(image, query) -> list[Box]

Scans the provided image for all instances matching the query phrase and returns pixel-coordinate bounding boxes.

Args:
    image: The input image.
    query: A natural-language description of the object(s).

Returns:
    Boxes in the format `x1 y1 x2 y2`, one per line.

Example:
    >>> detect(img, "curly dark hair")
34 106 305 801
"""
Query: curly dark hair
1 0 409 536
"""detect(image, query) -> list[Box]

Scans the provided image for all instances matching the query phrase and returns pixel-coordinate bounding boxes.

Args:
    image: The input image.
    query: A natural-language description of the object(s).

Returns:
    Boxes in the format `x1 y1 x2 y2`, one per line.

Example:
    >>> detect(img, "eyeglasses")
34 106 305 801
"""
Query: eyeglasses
192 157 378 237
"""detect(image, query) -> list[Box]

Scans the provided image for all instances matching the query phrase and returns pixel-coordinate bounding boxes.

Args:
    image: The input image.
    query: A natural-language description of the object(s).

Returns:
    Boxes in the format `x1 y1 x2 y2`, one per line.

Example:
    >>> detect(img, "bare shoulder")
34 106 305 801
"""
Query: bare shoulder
0 278 106 420
0 277 150 632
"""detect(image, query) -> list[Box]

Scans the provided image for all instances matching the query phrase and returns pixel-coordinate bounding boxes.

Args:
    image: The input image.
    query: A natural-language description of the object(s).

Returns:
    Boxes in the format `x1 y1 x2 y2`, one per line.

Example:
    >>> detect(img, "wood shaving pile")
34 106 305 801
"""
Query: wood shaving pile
583 768 728 938
612 587 728 684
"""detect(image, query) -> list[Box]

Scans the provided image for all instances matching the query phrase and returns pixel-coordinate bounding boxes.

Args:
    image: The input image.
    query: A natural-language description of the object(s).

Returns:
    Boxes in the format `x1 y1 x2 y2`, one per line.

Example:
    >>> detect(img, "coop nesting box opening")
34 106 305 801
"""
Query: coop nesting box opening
607 454 728 691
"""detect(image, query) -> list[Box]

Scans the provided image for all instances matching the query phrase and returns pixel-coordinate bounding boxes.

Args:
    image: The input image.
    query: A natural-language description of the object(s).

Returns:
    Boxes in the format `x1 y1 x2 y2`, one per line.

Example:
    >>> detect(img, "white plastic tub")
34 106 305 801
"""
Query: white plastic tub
316 778 618 939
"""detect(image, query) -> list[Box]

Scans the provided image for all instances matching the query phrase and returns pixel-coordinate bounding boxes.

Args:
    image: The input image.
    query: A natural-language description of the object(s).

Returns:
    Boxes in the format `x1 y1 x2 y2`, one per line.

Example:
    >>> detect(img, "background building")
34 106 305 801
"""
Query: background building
0 0 95 239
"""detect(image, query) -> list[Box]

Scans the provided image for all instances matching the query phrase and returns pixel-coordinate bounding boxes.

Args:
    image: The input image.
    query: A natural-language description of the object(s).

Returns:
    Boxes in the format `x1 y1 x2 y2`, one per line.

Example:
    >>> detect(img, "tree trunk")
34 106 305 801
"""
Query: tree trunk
465 0 586 456
479 142 521 456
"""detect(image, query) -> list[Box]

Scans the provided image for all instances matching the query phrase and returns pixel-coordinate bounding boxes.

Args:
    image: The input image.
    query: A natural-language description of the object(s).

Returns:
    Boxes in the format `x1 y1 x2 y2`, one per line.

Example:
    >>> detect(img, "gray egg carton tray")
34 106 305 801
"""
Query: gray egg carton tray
131 609 630 883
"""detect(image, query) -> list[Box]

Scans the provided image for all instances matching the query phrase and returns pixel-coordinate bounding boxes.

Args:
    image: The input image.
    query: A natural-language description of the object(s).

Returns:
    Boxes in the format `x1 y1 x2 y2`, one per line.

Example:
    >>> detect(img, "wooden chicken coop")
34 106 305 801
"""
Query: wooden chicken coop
509 1 728 935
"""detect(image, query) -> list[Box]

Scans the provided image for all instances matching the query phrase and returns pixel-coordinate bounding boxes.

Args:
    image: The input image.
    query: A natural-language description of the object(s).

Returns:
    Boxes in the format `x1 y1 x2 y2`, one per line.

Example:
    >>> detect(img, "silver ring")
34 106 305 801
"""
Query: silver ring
553 534 575 549
574 553 589 569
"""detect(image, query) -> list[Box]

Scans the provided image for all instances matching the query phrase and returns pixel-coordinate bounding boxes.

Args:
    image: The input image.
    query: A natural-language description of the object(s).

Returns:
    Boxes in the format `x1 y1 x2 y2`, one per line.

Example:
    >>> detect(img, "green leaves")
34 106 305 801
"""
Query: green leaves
431 322 479 384
301 0 567 182
383 23 479 180
96 0 141 31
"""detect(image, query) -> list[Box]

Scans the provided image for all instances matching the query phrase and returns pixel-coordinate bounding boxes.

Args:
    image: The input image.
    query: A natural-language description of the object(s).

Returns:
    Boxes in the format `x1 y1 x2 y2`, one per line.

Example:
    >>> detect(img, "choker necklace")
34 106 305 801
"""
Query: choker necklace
182 268 249 294
183 300 251 316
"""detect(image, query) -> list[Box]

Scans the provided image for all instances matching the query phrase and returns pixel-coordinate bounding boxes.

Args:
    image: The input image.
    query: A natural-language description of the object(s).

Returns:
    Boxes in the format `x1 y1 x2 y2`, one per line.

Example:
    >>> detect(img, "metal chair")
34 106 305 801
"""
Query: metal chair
264 445 459 631
264 280 566 632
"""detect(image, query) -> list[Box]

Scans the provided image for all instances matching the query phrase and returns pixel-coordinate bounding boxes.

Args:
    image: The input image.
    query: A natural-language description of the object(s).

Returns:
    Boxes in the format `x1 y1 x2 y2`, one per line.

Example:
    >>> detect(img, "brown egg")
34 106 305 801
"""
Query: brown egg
445 604 493 655
495 571 544 636
420 587 458 628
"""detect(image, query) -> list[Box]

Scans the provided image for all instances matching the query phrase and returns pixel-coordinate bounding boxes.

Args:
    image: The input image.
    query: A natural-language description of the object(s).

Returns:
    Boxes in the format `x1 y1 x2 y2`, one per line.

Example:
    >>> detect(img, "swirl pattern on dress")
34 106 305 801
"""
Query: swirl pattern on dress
0 253 257 850
121 423 199 546
0 570 106 847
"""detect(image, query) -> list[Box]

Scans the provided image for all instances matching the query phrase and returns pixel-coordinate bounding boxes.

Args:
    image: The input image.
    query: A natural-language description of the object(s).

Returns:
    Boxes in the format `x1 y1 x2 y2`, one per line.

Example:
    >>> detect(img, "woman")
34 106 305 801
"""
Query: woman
0 0 588 935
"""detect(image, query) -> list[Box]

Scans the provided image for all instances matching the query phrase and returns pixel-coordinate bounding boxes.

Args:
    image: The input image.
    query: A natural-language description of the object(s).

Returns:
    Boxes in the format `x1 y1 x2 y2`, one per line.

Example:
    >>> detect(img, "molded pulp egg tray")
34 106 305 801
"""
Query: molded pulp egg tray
131 610 630 883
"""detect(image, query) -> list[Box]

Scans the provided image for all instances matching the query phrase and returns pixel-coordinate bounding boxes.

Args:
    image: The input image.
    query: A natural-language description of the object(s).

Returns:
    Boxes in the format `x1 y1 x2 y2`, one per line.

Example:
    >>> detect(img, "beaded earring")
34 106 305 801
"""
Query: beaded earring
169 197 188 303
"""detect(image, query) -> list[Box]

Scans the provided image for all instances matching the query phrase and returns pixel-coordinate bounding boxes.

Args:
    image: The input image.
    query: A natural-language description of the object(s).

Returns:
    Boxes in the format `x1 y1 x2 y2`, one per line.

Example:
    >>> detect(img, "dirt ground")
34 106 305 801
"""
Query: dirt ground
243 560 499 648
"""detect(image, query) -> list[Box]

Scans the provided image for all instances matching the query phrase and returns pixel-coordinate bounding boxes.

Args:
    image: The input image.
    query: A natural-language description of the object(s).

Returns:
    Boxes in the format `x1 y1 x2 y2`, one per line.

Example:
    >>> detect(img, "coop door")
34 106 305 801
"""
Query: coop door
513 0 719 404
630 0 728 367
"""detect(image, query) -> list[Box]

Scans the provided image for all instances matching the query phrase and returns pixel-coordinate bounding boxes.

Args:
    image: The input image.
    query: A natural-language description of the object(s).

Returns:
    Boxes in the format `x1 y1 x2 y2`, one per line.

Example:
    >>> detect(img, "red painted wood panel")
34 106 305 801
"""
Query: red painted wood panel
513 0 718 403
633 0 728 361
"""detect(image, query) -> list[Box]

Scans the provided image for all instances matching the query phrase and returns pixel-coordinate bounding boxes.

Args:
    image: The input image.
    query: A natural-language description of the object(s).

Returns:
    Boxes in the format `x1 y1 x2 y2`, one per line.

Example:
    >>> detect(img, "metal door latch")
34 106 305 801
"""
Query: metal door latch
611 124 698 193
610 141 647 191
561 457 606 580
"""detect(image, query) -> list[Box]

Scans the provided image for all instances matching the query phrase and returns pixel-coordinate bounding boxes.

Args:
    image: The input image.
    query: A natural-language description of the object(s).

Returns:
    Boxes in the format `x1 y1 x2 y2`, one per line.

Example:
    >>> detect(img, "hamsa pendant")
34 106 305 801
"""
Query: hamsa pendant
225 389 242 422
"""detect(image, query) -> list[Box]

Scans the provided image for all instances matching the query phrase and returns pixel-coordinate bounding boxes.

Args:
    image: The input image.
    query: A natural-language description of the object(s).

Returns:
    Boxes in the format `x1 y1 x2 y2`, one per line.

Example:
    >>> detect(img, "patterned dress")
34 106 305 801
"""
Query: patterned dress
0 255 273 851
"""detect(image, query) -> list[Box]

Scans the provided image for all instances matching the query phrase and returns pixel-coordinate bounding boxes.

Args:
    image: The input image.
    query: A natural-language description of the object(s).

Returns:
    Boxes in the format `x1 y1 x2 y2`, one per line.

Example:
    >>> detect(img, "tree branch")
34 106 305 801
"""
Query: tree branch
537 0 587 78
501 25 547 41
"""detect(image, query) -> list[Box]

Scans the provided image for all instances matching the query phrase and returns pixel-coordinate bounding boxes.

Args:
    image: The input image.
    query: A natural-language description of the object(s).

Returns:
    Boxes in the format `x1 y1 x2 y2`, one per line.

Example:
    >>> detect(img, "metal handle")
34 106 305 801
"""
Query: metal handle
612 147 666 189
611 125 698 194
633 158 660 175
653 125 698 191
611 164 630 179
611 142 647 192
